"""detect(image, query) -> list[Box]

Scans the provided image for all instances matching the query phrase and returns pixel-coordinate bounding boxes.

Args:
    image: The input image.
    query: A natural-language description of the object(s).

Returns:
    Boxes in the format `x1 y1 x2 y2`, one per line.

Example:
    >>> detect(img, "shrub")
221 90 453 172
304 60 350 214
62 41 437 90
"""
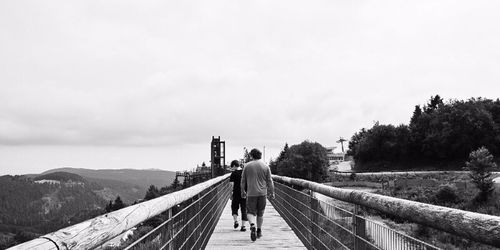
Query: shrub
414 224 430 238
434 185 459 205
464 147 496 202
349 173 356 181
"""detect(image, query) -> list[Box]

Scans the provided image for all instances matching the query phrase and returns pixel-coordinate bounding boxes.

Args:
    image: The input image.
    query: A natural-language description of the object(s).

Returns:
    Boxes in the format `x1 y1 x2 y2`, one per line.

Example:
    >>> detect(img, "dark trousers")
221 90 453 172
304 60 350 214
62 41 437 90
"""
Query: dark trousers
231 197 248 221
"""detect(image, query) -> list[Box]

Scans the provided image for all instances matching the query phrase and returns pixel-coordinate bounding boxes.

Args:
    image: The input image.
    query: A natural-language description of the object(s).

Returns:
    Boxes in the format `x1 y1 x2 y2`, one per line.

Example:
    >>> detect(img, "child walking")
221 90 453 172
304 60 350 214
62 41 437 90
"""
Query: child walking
229 160 248 231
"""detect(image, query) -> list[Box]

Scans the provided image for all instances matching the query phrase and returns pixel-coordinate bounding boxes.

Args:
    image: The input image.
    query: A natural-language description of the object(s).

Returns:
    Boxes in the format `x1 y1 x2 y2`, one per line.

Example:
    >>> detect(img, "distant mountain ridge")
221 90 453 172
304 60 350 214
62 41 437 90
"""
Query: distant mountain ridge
34 171 86 183
41 168 177 203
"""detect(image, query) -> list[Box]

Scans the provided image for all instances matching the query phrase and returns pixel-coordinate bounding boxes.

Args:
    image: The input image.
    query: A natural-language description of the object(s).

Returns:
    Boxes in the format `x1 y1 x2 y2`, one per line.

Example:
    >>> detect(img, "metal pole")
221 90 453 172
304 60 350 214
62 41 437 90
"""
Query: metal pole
263 146 266 163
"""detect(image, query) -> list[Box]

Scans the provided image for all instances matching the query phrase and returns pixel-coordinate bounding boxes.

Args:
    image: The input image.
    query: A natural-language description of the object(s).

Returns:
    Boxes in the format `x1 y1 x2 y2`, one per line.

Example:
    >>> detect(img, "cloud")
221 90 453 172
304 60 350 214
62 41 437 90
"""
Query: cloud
1 0 500 151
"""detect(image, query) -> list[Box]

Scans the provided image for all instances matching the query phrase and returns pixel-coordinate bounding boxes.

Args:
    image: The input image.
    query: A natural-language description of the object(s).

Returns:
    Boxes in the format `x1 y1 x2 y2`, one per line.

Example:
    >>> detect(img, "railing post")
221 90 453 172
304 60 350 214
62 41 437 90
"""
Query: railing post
310 190 319 249
353 205 367 250
161 208 173 250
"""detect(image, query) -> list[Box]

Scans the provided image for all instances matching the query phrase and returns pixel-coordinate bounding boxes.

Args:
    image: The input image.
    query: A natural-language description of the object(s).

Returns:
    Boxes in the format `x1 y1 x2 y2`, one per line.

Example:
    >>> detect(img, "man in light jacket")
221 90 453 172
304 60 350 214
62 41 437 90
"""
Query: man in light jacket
241 148 275 242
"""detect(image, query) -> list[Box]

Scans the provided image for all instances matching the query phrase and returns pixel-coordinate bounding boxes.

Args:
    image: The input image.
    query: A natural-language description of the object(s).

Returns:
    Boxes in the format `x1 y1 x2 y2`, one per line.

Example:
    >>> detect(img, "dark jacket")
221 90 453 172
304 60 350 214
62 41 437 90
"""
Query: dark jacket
230 169 244 199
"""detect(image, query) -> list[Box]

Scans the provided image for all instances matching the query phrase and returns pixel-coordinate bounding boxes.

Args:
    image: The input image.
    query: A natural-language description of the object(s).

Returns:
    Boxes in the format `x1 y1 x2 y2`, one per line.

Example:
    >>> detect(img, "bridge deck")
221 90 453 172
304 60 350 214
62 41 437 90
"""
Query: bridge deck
206 199 306 249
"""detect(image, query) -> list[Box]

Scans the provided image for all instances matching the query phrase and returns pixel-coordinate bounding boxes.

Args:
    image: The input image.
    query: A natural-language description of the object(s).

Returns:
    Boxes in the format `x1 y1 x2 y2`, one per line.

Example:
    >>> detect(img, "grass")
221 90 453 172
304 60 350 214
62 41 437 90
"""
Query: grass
334 171 500 249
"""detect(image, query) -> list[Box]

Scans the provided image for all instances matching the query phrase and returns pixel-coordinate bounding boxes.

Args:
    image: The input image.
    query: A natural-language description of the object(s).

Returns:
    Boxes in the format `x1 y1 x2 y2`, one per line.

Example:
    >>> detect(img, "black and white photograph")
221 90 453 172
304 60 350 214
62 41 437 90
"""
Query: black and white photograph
1 1 500 249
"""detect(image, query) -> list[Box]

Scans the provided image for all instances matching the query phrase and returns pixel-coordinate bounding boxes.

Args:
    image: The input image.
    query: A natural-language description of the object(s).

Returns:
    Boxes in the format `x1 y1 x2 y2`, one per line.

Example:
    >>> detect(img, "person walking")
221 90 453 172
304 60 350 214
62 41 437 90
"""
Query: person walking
241 148 275 242
229 160 248 231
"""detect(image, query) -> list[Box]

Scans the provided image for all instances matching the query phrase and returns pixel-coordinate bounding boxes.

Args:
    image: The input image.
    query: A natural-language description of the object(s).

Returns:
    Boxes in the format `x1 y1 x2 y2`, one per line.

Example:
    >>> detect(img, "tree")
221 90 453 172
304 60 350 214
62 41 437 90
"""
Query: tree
13 231 37 244
159 185 171 195
112 196 125 210
409 105 422 126
170 176 180 190
144 185 159 201
270 143 289 174
182 177 190 188
423 95 443 114
465 147 496 202
277 141 329 182
277 143 289 162
243 148 251 163
105 196 125 212
349 123 410 170
105 201 113 213
419 98 498 161
347 128 367 157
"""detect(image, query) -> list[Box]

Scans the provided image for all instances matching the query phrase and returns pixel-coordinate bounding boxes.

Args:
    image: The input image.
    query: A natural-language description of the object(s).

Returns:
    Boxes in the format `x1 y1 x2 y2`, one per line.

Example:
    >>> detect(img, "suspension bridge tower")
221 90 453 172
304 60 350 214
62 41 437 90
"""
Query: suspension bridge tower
211 136 226 177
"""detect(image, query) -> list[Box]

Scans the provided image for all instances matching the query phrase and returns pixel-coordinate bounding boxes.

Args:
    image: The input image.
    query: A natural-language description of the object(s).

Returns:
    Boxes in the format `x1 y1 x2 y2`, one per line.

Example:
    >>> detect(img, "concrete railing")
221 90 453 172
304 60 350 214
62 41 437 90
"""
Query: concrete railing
273 175 500 247
10 174 230 250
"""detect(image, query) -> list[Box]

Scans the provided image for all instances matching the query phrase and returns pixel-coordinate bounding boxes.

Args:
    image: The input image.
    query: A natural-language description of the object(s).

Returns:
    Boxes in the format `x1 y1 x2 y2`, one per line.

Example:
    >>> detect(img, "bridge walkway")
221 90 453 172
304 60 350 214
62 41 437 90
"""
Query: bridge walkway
206 198 306 249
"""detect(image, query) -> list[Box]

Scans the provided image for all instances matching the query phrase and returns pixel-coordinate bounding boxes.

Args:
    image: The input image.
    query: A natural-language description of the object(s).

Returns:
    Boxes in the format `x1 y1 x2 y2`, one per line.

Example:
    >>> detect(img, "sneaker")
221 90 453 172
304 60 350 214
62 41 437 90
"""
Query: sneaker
240 226 246 232
257 228 262 238
250 226 257 241
234 221 239 229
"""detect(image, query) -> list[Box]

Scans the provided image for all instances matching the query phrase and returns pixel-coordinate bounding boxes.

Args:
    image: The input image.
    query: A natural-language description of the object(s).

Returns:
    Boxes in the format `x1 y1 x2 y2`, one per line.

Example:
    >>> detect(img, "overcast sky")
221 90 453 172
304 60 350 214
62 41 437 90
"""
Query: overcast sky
1 1 500 175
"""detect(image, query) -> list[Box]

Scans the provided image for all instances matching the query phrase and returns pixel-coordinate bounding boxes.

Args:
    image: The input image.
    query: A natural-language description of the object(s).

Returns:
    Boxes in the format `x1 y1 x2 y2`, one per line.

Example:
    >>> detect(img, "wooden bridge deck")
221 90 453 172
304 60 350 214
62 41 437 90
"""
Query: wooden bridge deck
206 199 306 249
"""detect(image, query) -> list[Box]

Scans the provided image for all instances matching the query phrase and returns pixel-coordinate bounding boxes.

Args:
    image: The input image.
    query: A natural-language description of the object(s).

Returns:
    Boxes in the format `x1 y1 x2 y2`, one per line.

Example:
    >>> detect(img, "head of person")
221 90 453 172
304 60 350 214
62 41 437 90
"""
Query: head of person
230 160 240 169
249 148 262 160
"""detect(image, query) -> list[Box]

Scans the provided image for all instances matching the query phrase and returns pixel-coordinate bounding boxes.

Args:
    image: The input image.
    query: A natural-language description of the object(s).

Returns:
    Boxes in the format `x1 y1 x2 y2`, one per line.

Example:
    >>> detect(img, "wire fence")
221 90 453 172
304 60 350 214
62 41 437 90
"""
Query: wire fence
270 181 440 250
123 178 231 250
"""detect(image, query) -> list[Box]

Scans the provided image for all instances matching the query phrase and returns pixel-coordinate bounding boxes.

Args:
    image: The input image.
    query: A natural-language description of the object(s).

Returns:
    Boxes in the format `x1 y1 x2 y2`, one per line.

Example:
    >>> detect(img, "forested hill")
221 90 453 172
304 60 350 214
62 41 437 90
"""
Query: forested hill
0 174 107 248
0 168 176 247
42 168 176 192
348 96 500 171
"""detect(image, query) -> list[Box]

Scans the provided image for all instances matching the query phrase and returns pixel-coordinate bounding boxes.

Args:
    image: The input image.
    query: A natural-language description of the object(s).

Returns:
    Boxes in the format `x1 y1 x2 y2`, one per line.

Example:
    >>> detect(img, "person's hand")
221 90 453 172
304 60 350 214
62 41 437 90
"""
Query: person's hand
241 192 247 199
268 193 275 200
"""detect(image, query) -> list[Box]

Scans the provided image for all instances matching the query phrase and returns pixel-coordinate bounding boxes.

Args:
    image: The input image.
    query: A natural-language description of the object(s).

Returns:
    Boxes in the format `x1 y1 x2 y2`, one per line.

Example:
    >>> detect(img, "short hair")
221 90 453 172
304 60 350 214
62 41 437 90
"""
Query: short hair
230 160 240 168
249 148 262 160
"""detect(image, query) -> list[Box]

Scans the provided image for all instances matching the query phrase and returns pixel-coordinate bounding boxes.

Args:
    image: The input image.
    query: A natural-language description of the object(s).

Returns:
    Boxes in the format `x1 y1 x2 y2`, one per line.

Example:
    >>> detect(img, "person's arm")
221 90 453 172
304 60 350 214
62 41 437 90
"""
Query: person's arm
266 167 275 199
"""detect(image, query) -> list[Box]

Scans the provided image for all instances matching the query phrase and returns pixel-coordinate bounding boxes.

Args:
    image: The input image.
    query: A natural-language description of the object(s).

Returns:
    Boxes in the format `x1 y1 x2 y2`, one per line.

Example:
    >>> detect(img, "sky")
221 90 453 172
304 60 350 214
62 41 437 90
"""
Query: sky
1 0 500 175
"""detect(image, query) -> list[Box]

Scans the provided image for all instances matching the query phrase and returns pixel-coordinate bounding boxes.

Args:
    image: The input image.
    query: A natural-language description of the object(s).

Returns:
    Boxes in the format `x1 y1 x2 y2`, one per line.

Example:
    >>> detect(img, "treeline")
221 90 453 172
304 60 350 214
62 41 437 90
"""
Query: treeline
270 141 330 182
348 95 500 171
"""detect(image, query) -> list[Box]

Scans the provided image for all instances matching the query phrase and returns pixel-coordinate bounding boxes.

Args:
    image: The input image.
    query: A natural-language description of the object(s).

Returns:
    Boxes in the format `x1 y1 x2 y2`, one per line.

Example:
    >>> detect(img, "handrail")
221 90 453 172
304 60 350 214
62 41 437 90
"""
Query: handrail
272 175 500 247
10 174 230 250
331 170 500 176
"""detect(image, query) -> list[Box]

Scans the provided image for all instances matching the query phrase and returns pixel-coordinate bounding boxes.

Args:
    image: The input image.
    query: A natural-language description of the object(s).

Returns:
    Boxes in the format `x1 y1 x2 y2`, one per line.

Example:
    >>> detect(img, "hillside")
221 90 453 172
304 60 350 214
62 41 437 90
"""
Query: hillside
87 177 144 203
42 168 176 203
0 174 107 248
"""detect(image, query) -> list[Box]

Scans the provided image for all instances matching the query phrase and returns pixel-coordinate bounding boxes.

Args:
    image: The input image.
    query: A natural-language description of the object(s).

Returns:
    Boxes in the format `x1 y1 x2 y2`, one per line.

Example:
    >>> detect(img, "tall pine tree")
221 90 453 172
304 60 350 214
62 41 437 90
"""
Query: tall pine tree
465 147 496 202
113 196 125 210
270 143 289 174
144 185 159 200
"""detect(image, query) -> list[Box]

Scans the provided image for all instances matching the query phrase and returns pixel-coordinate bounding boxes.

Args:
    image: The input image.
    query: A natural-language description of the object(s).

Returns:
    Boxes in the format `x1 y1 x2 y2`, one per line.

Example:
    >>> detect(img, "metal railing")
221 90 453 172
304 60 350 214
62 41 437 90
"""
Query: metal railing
123 178 231 250
270 181 439 250
272 175 500 248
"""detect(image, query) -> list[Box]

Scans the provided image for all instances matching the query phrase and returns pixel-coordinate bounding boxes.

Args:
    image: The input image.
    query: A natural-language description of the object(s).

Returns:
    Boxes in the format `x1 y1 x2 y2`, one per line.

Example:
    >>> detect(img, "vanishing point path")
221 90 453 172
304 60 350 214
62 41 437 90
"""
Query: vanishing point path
206 199 306 249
